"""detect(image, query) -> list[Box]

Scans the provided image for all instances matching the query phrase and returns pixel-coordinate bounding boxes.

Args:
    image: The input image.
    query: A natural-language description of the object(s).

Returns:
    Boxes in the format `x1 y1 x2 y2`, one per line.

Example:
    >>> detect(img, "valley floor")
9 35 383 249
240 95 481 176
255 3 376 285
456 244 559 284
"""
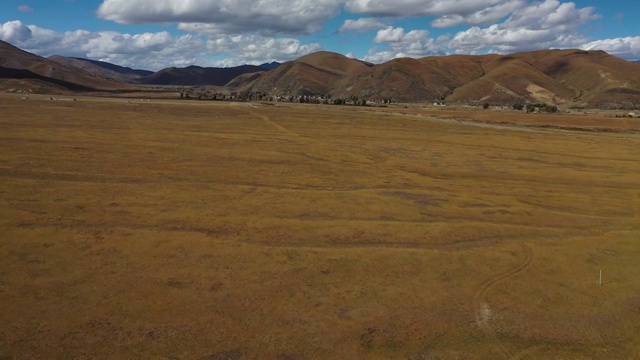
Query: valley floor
1 94 639 359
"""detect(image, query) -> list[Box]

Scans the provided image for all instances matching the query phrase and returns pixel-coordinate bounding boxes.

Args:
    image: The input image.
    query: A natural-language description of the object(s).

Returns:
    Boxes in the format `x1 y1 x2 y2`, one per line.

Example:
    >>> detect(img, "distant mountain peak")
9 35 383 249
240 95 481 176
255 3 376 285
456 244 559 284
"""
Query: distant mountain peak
259 62 281 70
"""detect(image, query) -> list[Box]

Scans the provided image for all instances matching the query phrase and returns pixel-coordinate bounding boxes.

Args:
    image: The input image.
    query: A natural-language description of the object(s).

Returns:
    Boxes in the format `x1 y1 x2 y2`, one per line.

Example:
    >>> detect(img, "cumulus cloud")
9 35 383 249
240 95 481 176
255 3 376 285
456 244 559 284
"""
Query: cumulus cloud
373 27 408 43
97 0 342 35
363 48 399 63
449 0 599 53
582 37 640 60
365 27 448 62
0 20 322 70
346 0 500 16
360 0 603 63
0 20 33 43
430 0 526 27
2 0 638 70
345 0 531 27
338 18 387 33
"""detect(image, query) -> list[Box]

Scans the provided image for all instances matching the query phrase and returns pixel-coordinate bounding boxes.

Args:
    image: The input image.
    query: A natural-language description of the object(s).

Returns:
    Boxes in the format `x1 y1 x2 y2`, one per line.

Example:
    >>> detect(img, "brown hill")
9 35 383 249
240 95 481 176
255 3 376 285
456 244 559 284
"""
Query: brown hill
0 40 130 92
335 56 485 102
229 49 640 108
447 52 575 105
236 51 374 96
49 56 273 87
137 65 266 86
225 71 266 89
49 56 152 84
527 49 640 108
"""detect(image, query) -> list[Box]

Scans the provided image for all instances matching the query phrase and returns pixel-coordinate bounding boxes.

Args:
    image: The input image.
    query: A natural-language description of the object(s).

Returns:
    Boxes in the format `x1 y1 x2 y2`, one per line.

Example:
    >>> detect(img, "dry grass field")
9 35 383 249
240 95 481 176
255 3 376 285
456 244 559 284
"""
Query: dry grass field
1 94 639 359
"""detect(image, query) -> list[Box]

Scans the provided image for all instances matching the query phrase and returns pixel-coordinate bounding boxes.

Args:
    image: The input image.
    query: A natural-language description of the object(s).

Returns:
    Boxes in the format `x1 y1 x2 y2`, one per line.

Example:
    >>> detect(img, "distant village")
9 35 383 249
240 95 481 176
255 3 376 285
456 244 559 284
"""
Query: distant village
177 87 571 113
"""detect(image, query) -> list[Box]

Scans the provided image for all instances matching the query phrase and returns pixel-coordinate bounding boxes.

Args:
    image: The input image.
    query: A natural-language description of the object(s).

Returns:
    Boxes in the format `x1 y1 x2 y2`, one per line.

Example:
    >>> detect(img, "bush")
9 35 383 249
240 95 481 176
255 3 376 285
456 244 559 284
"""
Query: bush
483 102 490 109
513 103 524 111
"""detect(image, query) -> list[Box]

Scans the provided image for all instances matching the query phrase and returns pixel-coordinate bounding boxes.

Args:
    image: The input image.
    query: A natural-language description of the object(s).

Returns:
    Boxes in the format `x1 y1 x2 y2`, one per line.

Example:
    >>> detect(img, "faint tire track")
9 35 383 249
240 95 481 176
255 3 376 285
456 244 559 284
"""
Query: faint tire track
248 111 302 138
473 243 533 358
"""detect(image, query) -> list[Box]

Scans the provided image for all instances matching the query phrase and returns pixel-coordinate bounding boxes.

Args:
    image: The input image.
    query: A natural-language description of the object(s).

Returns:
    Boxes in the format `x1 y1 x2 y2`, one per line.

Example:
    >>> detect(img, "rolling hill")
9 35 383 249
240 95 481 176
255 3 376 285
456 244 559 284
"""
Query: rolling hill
49 56 153 84
230 49 640 108
2 39 638 108
48 56 280 87
232 51 374 96
137 65 267 86
0 40 131 92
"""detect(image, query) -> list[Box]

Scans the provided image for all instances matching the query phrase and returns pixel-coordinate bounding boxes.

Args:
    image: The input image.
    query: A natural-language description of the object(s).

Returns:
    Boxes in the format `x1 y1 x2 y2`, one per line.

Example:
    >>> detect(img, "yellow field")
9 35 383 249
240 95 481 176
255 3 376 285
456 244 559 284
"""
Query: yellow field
1 94 639 359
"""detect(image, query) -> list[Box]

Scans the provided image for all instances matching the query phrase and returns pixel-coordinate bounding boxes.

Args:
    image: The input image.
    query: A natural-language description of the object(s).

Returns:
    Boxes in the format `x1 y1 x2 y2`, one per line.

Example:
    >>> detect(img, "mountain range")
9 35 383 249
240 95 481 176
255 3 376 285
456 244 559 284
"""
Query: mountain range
49 55 278 86
1 39 639 108
232 50 640 108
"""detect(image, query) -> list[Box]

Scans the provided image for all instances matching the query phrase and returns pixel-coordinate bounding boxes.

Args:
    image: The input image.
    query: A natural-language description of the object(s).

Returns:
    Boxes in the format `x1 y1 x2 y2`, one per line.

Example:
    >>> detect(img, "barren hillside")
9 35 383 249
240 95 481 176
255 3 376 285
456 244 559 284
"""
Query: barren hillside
0 40 130 91
230 49 640 108
49 56 152 84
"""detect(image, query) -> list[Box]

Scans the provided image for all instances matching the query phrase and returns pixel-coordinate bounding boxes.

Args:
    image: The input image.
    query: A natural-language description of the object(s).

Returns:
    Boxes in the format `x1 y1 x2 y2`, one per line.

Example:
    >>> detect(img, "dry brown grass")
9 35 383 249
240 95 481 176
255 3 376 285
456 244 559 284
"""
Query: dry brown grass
1 94 639 359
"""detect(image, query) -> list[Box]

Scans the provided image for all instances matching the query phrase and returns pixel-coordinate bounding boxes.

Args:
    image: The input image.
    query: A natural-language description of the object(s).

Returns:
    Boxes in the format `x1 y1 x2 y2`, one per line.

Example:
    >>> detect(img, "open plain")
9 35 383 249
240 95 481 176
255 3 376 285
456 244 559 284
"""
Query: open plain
1 94 640 359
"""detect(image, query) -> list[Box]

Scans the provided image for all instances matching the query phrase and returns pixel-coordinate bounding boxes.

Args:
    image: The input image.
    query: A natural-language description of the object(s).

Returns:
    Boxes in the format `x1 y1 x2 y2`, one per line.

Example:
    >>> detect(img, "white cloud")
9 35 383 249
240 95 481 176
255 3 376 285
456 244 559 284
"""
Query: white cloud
205 34 323 66
373 26 408 43
0 20 322 70
582 37 640 60
97 0 342 35
431 0 526 27
345 0 531 28
363 48 399 63
449 0 599 53
345 0 501 16
2 0 639 71
361 0 602 62
0 20 33 43
17 5 34 12
338 18 387 33
366 27 447 62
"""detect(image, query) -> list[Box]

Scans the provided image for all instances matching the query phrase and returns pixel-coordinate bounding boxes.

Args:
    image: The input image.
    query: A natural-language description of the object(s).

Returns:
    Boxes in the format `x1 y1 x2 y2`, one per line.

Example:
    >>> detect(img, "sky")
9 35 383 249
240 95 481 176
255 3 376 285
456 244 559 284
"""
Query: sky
0 0 639 71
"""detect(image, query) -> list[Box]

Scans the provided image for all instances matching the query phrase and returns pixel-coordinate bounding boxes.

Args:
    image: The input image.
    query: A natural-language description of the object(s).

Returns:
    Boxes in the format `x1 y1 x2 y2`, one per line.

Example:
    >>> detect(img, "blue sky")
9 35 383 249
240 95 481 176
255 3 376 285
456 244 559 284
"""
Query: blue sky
1 0 638 70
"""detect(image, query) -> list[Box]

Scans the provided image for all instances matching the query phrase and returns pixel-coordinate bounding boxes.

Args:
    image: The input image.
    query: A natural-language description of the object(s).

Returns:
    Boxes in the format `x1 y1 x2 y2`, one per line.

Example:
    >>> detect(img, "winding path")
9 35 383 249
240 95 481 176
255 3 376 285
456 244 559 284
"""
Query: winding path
473 243 533 358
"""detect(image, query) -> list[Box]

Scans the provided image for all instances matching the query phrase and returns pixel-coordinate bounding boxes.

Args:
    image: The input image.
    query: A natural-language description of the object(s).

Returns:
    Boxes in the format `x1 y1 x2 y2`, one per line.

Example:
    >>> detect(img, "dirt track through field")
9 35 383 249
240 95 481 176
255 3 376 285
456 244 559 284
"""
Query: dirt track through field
473 243 533 358
249 110 303 139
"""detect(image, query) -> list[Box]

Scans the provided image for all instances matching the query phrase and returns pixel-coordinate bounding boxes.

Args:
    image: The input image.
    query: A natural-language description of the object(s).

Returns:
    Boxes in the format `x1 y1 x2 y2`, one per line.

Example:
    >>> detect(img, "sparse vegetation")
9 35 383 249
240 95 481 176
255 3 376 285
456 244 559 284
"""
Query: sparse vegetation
544 105 559 113
1 94 639 359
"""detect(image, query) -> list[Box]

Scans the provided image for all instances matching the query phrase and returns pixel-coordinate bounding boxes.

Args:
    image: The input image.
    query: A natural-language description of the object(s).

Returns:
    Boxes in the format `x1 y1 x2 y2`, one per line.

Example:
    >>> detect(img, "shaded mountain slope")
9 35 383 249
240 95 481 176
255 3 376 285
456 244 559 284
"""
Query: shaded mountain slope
137 65 266 86
49 56 152 83
0 40 130 91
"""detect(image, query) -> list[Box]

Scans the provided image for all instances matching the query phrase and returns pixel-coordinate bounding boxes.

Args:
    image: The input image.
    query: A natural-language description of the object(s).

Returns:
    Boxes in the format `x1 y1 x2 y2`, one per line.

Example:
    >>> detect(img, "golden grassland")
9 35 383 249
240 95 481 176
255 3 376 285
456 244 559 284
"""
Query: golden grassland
1 94 639 359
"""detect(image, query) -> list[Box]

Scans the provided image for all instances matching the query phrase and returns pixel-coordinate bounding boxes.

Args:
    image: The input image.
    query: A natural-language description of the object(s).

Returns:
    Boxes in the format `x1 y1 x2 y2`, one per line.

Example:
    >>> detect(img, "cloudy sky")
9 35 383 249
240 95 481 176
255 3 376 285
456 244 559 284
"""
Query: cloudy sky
1 0 638 70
